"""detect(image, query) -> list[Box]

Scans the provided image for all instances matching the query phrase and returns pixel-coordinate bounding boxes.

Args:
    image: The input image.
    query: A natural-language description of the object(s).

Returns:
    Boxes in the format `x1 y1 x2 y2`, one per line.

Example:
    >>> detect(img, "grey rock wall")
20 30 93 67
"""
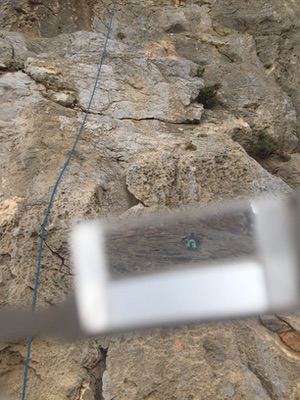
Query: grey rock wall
1 1 300 399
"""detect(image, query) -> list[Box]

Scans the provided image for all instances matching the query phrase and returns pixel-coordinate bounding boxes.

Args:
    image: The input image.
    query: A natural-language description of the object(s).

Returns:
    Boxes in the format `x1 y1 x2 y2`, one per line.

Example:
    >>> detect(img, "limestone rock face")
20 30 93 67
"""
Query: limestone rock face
126 134 288 207
1 1 300 400
277 154 300 188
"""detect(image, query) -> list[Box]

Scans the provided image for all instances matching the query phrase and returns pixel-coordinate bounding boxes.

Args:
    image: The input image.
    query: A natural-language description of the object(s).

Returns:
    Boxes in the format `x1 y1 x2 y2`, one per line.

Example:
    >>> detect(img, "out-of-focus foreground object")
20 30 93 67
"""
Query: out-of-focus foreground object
1 194 300 342
72 194 300 335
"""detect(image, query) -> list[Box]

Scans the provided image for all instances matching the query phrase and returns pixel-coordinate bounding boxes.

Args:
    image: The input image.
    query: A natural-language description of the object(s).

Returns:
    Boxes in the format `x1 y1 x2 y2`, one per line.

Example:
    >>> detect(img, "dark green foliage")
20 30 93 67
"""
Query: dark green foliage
248 130 279 159
2 59 23 72
196 65 205 77
264 62 273 69
185 141 197 151
195 83 221 109
117 31 126 40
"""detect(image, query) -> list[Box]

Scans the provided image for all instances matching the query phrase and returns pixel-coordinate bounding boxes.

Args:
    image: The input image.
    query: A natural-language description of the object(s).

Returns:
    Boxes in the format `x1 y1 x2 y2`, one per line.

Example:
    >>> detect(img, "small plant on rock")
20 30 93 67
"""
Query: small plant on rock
196 65 205 78
185 141 197 151
3 59 22 72
264 62 273 69
195 83 221 109
248 130 279 159
117 31 126 40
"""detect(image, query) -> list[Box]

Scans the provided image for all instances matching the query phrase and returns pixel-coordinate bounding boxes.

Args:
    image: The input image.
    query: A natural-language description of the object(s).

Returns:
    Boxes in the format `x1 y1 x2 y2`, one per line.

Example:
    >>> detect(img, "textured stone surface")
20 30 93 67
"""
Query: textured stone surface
276 154 300 188
211 0 300 149
1 1 300 400
102 321 300 400
126 134 289 207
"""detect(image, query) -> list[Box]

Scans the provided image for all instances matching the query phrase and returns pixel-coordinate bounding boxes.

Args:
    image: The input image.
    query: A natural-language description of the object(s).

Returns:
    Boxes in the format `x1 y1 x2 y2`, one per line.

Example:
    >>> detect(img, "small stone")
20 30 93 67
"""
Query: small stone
277 154 300 189
277 314 300 332
259 315 290 333
50 91 76 107
223 383 236 397
280 331 300 353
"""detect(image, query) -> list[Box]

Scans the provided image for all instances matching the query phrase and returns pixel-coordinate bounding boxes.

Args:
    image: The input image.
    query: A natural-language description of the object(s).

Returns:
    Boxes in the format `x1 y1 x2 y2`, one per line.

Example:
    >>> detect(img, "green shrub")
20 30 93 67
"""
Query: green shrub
248 130 279 159
117 32 126 40
195 83 221 109
197 132 208 138
3 59 22 72
264 62 273 69
185 141 197 151
196 65 205 78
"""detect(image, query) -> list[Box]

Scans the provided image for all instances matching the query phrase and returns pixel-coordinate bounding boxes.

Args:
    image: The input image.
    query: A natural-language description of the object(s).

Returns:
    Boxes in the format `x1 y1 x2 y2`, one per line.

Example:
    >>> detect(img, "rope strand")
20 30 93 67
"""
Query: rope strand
21 3 116 399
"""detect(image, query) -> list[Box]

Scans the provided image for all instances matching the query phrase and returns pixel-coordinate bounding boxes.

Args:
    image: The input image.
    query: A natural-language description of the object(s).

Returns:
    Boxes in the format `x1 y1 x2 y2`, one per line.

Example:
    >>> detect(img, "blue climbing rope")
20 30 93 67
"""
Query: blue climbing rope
21 3 116 399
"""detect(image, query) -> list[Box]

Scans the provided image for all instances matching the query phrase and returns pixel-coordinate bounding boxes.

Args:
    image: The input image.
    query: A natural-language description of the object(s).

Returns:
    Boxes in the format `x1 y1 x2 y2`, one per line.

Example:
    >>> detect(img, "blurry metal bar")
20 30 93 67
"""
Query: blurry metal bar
72 194 300 335
0 297 81 342
1 193 300 342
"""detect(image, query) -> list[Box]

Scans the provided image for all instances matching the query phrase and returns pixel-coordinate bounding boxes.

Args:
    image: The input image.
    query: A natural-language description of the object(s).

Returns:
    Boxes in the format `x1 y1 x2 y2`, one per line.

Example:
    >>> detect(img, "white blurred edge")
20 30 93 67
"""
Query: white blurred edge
71 195 300 334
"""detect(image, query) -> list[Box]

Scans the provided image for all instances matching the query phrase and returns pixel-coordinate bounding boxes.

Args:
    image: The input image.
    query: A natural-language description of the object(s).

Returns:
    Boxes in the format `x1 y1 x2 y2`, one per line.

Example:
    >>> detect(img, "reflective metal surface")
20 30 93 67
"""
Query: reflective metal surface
1 194 300 341
105 203 256 278
72 194 300 335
